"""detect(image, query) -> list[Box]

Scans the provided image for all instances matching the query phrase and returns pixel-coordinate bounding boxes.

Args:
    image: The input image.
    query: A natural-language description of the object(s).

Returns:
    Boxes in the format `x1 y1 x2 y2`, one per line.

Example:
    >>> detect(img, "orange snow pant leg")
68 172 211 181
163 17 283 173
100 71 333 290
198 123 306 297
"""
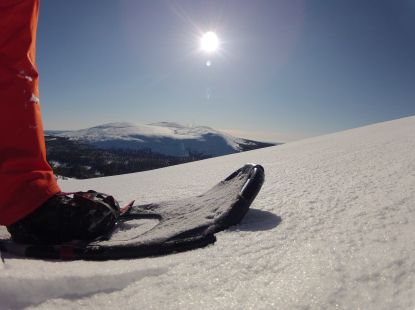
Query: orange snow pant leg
0 0 61 226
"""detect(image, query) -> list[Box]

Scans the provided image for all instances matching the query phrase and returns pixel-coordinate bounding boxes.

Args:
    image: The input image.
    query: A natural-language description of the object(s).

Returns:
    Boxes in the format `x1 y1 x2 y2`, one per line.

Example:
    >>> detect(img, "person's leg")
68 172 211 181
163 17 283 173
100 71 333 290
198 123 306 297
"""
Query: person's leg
0 1 120 245
0 0 61 226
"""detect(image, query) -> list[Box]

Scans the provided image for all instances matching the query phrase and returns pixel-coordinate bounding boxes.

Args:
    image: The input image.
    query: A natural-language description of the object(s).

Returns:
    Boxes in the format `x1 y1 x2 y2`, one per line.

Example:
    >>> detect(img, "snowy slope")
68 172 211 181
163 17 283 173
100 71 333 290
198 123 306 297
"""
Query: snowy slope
46 122 262 157
1 116 415 309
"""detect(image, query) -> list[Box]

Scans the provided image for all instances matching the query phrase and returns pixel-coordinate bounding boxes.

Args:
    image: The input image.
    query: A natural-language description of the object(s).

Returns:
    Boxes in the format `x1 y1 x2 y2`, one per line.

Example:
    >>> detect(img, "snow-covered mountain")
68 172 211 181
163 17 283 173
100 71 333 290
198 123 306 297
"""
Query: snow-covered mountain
2 116 415 309
46 122 275 157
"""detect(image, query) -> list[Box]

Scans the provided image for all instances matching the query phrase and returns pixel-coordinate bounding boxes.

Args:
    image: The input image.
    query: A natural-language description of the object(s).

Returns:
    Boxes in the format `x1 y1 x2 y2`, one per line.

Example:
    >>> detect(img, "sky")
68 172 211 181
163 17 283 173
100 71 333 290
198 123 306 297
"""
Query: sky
37 0 415 142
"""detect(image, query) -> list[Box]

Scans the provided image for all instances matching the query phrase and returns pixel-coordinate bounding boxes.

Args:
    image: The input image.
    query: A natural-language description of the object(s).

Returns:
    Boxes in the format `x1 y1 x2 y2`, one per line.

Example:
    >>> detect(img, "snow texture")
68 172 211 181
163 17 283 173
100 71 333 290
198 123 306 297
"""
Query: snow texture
1 116 415 309
45 122 249 157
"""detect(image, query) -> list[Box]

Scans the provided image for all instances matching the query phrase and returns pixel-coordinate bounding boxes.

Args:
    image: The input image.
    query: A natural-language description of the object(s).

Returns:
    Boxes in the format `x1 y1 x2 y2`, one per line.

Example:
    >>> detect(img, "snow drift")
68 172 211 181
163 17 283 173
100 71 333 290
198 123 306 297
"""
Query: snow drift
1 116 415 309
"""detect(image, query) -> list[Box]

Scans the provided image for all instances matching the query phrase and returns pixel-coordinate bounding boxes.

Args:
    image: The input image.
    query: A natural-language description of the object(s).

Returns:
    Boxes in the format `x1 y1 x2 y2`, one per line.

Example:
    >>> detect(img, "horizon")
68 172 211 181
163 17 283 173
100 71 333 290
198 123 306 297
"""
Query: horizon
37 1 415 142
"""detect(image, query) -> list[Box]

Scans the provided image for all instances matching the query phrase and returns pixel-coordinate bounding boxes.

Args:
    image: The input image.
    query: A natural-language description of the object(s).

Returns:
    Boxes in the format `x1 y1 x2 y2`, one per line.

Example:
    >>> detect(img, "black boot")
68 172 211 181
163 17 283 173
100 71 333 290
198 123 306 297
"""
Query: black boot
7 191 120 244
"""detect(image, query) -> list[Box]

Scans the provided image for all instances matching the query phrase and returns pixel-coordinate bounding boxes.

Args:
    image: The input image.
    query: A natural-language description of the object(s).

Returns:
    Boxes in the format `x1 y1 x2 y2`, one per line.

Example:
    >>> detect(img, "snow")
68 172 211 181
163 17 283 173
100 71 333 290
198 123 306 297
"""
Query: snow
46 122 249 157
1 115 415 309
17 70 34 82
29 94 39 104
49 160 63 168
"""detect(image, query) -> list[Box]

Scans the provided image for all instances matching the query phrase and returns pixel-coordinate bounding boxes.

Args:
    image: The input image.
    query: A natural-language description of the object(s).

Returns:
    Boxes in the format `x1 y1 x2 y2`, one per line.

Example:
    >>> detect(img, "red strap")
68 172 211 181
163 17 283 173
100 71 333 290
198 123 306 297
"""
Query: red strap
120 200 135 216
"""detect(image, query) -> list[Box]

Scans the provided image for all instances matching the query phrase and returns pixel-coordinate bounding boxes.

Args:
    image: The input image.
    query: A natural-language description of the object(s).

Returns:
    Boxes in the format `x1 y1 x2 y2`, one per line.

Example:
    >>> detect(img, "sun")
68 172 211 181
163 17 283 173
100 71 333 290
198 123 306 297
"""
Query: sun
200 31 219 53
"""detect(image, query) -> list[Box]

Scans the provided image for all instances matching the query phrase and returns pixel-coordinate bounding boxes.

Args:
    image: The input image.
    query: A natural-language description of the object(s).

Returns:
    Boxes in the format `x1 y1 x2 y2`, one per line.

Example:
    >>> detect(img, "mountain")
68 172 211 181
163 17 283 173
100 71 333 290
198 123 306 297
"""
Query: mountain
46 122 276 157
2 116 414 309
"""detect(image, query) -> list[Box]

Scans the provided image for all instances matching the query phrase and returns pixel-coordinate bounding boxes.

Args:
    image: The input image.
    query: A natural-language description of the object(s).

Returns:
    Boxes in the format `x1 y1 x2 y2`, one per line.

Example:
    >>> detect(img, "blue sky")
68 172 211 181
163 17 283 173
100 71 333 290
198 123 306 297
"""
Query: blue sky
37 0 415 142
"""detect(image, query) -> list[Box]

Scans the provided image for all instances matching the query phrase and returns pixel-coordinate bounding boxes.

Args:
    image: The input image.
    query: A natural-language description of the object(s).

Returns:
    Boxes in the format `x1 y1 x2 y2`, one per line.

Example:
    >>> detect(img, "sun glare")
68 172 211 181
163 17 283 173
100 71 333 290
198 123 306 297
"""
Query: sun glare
200 31 219 53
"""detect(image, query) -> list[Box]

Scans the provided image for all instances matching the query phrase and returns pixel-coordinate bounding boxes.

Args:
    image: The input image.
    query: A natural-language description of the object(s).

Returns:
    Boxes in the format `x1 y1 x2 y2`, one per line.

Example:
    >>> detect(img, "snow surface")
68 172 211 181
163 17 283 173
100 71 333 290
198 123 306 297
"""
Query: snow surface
47 122 250 157
1 116 415 309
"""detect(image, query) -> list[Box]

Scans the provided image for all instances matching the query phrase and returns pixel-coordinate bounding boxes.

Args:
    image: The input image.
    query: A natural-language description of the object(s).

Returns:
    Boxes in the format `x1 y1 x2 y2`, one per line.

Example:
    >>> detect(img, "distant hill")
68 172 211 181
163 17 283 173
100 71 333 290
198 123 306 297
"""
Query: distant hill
45 122 277 178
45 122 277 157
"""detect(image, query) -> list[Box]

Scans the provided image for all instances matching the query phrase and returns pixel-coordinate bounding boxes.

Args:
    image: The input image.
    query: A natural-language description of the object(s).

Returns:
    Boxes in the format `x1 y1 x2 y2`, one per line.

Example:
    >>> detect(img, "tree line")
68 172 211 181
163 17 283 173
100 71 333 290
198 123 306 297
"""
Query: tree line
45 136 209 179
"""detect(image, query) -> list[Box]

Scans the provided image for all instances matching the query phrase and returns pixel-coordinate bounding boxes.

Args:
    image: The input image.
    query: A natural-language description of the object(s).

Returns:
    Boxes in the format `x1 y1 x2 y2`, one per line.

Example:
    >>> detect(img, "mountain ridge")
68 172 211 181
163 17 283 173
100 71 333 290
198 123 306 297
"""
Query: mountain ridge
45 122 277 157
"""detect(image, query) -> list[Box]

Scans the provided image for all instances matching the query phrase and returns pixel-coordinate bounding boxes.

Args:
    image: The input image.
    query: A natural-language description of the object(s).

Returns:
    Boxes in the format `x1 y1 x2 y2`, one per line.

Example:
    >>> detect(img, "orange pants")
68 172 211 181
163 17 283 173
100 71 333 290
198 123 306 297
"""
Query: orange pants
0 0 61 226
